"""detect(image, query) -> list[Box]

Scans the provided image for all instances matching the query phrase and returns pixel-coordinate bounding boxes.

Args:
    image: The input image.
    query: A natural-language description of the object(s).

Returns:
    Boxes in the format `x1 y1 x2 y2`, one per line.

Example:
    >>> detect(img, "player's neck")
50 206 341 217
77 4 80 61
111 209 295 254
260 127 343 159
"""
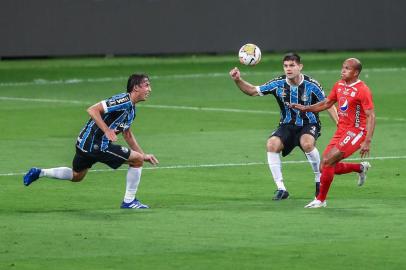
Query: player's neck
344 77 360 86
287 74 303 86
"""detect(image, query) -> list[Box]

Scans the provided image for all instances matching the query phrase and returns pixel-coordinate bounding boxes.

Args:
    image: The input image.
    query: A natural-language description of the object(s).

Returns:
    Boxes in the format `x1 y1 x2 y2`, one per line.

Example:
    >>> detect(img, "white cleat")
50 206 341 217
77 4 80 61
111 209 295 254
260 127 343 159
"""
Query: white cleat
304 199 327 208
358 161 371 186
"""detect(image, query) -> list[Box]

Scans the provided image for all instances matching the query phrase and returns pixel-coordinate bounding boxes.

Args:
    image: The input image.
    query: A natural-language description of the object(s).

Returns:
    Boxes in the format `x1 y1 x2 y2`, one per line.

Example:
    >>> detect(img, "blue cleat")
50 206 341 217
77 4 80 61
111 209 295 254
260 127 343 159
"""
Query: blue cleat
272 189 289 200
120 198 149 209
23 167 42 186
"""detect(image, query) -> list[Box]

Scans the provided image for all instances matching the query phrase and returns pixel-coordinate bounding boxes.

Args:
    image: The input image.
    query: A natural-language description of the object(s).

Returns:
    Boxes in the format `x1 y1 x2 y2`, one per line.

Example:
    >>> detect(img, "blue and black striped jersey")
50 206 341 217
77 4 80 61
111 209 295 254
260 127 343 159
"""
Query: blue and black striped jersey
256 74 325 126
77 93 136 152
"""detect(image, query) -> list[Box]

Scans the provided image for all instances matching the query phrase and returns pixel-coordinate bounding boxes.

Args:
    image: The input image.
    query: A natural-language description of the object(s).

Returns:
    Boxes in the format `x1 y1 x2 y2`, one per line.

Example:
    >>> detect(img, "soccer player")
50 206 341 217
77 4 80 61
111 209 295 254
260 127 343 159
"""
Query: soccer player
291 58 375 208
23 73 158 209
229 53 338 200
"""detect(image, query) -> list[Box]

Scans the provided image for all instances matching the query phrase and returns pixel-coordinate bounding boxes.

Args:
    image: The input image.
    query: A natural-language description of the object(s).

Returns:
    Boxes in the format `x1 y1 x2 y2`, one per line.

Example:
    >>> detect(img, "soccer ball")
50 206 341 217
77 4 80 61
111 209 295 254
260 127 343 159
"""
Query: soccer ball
238 43 261 66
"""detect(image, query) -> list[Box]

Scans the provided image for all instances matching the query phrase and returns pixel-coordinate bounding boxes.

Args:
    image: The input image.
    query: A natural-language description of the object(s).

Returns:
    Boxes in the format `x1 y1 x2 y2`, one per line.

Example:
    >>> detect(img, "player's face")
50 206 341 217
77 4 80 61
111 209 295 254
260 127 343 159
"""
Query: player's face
137 79 152 101
341 60 359 83
283 60 303 80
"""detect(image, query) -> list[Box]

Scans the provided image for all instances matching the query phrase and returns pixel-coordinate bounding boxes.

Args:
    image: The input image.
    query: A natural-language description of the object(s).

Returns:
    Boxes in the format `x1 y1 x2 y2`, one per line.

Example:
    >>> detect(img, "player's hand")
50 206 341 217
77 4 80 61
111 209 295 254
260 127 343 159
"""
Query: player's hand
105 129 117 142
229 67 241 81
359 140 371 158
143 154 159 166
289 103 307 111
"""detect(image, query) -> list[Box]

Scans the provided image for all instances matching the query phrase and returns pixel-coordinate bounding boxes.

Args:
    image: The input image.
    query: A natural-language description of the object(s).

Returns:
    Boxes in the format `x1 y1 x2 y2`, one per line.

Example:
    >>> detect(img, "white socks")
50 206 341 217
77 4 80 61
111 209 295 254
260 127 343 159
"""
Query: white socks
123 167 142 203
267 152 286 190
40 167 73 180
305 148 321 183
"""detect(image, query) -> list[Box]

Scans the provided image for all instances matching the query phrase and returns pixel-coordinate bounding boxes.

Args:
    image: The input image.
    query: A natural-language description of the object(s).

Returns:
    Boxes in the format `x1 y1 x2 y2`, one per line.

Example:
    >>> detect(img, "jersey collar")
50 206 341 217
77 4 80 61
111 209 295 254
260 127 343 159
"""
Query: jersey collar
286 74 304 87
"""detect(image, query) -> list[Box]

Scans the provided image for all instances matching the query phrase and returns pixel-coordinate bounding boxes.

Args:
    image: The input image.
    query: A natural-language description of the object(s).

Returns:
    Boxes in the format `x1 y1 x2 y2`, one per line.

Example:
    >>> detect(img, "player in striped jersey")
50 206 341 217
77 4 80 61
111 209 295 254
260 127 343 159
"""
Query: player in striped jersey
23 74 158 209
229 53 338 200
291 58 375 208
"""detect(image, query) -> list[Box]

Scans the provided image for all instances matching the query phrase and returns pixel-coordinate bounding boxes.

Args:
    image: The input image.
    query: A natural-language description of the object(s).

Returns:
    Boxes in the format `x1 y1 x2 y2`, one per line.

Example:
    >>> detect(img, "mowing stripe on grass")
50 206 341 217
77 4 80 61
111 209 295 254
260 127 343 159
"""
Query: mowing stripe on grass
0 67 405 87
0 96 404 121
2 155 406 177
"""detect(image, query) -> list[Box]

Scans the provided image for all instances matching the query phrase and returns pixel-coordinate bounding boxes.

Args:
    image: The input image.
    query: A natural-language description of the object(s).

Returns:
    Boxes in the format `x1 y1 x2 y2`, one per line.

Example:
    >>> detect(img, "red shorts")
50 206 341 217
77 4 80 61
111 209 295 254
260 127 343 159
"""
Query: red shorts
323 127 366 159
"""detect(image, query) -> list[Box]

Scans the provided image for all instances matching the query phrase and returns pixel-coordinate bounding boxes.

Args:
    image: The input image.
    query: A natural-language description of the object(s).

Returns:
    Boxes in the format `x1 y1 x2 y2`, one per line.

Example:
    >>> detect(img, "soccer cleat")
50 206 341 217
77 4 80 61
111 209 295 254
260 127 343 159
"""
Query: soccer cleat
120 198 149 209
23 167 42 186
304 199 327 208
358 161 371 186
272 189 289 200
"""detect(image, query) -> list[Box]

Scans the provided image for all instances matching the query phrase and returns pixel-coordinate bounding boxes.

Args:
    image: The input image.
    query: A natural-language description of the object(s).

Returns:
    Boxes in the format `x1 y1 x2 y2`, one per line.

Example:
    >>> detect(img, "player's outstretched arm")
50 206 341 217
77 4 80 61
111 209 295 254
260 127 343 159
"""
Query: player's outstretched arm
123 129 159 166
87 102 117 141
290 99 335 113
229 67 259 96
360 108 376 158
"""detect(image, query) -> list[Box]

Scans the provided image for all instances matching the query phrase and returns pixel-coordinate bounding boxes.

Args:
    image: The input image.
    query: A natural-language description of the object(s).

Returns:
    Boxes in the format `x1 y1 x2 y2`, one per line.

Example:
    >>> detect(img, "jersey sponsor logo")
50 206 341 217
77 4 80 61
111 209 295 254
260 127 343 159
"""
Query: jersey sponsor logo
339 97 349 112
355 104 361 128
107 96 130 107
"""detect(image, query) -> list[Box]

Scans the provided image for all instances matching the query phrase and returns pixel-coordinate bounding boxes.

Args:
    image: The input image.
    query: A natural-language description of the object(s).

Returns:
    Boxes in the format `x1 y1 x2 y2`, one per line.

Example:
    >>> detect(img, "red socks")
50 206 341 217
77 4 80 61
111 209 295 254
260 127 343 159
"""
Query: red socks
334 162 362 175
317 165 335 202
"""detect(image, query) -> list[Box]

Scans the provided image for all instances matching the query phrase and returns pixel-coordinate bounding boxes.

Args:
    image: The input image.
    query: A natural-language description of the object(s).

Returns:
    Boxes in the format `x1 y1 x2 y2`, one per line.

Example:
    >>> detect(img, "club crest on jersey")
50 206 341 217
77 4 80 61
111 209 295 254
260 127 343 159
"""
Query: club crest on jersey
339 97 348 112
301 94 308 102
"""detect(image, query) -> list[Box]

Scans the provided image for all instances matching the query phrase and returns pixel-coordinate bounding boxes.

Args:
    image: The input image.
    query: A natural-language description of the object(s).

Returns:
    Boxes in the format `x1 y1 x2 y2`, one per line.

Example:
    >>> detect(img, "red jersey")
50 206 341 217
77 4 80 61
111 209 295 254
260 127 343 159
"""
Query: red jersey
328 80 374 130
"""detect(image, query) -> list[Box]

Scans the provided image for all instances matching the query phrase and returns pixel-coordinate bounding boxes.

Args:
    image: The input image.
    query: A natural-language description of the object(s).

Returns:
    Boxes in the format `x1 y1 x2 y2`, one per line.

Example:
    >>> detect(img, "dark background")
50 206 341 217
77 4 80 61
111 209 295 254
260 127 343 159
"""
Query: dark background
1 0 405 58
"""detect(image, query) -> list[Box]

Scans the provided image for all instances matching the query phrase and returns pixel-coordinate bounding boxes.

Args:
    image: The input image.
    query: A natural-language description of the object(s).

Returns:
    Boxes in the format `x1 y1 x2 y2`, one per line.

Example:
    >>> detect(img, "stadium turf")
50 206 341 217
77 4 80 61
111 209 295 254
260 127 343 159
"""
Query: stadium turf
1 51 405 269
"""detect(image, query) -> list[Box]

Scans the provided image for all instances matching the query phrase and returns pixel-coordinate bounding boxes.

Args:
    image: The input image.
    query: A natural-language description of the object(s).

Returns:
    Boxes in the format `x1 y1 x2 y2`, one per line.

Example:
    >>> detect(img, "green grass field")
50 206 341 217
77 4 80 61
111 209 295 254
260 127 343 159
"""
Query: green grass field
1 51 406 269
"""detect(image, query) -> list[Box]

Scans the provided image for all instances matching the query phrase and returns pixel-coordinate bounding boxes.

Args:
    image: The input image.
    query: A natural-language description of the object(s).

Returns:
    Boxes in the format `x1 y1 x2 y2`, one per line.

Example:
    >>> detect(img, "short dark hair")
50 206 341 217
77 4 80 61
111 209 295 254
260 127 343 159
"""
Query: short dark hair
127 73 149 93
283 52 301 64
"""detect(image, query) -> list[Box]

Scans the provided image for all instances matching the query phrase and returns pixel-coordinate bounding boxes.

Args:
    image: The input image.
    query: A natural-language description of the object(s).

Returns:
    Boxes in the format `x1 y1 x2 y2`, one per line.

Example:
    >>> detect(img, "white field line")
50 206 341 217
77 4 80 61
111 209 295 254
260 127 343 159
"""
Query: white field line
0 67 405 87
0 96 404 121
1 155 406 177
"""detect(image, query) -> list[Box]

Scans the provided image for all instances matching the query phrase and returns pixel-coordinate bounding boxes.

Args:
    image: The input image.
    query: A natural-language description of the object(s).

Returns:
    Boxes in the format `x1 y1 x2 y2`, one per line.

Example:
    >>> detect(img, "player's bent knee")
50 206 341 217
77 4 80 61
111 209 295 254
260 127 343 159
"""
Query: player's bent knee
127 150 144 167
72 171 87 182
267 137 283 152
301 142 314 152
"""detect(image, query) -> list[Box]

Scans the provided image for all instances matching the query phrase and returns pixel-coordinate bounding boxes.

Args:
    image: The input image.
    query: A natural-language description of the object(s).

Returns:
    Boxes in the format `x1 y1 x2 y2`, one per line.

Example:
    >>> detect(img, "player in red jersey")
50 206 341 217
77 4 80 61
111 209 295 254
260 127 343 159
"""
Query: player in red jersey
290 58 376 208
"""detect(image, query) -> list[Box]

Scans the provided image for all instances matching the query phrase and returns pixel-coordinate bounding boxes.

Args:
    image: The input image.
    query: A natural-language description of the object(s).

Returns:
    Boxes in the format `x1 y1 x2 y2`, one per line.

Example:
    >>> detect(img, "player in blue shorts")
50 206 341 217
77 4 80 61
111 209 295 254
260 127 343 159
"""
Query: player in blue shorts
229 53 338 200
23 73 158 209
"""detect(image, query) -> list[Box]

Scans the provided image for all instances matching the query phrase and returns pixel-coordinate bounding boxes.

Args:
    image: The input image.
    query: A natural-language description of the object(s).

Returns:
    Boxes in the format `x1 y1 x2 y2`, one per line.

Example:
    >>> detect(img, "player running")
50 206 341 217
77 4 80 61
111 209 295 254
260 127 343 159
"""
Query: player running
230 53 338 200
23 73 158 209
291 58 376 208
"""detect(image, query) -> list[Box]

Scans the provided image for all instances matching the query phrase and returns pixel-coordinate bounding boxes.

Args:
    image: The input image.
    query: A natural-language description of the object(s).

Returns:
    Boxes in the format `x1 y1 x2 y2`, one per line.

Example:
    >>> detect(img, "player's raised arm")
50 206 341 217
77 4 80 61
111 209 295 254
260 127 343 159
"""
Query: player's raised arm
229 67 259 96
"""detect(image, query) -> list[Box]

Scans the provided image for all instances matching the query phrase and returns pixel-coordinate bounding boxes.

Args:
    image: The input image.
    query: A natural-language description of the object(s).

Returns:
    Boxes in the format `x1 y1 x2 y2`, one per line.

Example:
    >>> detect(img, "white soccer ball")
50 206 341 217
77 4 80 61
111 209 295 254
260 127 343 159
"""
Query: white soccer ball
238 43 261 66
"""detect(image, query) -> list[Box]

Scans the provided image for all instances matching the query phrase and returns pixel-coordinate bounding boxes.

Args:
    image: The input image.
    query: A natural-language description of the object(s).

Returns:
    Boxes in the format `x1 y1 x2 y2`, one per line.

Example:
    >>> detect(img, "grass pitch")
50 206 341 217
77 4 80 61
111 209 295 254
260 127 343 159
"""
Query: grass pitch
1 51 406 269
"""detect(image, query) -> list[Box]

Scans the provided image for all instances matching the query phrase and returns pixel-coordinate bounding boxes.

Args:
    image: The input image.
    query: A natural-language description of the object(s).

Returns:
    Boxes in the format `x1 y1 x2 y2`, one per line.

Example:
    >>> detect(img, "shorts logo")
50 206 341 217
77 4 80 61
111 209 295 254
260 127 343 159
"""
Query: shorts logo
339 97 348 112
121 146 129 153
93 144 99 150
310 126 316 135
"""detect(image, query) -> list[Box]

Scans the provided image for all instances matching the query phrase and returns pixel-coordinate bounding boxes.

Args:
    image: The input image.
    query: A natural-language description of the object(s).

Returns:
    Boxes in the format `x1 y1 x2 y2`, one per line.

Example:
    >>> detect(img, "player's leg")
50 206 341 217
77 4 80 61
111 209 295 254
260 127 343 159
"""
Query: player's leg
333 128 371 186
121 150 149 209
23 149 93 186
299 131 321 197
267 126 291 200
305 147 343 208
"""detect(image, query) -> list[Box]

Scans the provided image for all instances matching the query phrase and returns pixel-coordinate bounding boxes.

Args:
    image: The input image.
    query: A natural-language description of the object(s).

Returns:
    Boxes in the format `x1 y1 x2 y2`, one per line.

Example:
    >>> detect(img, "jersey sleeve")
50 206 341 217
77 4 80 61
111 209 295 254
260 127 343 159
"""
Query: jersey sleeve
311 82 326 102
101 93 132 113
360 86 374 111
255 78 282 96
327 82 339 102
